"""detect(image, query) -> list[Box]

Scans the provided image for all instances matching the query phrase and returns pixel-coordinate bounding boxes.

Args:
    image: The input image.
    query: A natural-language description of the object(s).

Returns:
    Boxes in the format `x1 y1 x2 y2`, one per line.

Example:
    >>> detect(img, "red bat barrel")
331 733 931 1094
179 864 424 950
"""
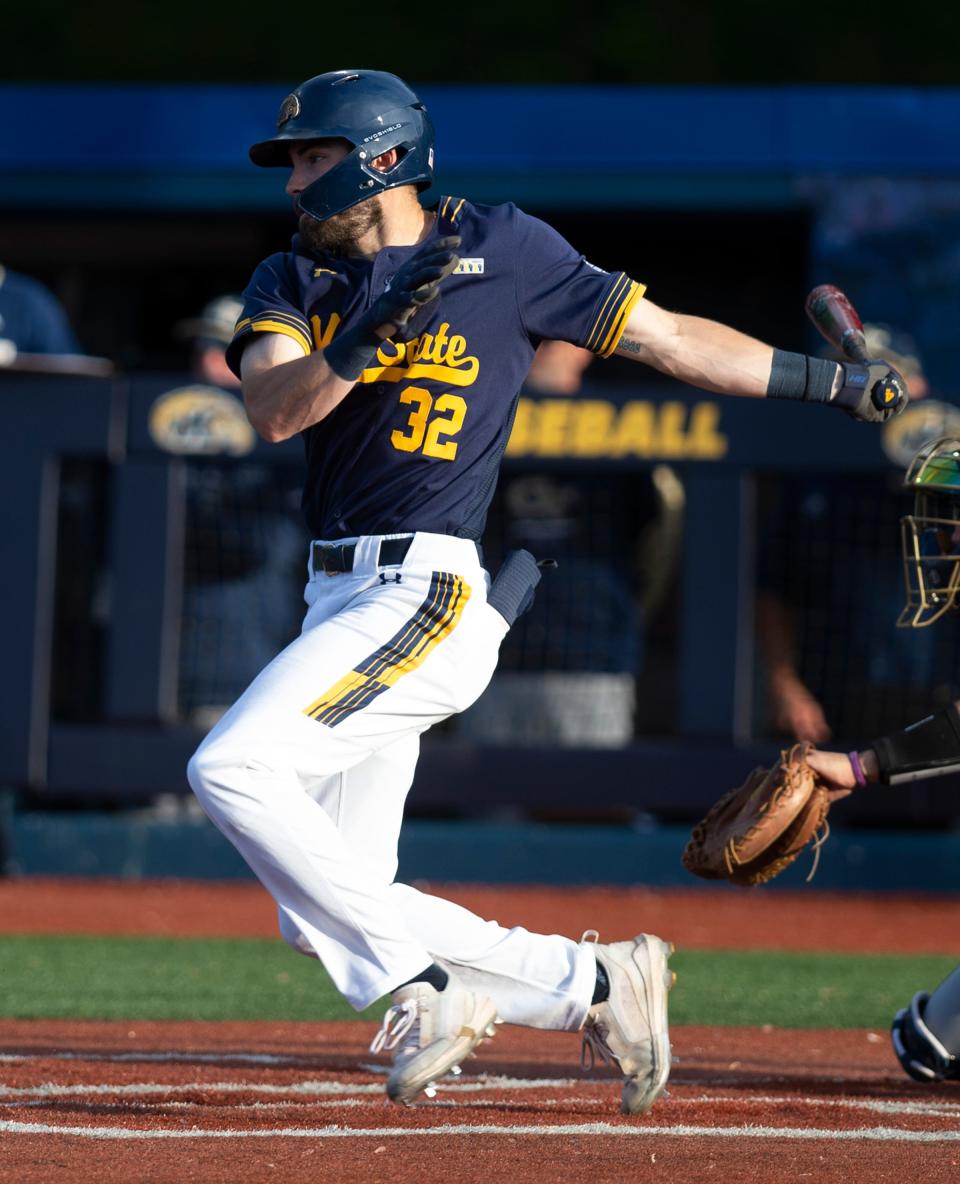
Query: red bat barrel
805 284 869 363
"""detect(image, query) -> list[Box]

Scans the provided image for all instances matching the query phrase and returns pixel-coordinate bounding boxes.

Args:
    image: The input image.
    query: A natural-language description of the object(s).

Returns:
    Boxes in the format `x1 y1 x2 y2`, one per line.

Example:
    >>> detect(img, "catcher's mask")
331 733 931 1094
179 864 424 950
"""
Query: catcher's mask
249 69 434 223
900 436 960 627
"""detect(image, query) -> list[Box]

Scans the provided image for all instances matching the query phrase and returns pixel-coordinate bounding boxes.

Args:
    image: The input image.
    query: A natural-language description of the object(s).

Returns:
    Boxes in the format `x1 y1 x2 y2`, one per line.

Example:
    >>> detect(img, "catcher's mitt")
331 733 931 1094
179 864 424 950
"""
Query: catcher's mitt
682 742 830 886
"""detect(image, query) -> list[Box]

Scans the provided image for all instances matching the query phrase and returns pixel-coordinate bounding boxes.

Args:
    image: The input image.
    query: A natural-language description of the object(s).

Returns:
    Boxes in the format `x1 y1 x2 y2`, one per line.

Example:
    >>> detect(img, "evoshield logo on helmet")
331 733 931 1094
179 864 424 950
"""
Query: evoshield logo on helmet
363 124 402 144
277 94 301 128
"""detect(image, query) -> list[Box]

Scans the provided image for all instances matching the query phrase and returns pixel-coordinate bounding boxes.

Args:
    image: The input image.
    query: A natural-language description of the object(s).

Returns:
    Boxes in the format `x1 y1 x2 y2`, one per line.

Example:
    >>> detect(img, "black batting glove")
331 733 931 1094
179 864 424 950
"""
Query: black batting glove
368 236 462 335
832 360 909 423
323 236 461 381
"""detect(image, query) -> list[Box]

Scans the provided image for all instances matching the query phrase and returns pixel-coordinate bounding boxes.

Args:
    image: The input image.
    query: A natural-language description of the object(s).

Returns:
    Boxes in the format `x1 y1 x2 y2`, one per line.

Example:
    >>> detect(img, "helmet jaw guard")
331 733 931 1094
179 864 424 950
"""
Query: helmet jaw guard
249 69 435 222
899 437 960 627
296 109 434 223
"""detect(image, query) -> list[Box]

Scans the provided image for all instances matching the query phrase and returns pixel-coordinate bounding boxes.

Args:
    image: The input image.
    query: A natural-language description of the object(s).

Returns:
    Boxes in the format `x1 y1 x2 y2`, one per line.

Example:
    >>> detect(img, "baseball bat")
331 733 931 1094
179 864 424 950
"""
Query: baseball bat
804 284 870 363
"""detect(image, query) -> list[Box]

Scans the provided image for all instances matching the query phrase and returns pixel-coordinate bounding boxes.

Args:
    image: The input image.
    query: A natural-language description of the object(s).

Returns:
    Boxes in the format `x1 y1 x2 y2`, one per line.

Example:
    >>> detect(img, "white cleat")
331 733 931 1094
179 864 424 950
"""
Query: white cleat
580 932 675 1116
369 980 499 1105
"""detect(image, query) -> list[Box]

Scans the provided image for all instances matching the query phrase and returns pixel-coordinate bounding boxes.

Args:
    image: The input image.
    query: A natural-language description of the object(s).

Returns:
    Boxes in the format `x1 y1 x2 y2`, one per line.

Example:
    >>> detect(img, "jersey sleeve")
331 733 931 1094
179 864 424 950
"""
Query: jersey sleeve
225 253 313 377
514 211 645 357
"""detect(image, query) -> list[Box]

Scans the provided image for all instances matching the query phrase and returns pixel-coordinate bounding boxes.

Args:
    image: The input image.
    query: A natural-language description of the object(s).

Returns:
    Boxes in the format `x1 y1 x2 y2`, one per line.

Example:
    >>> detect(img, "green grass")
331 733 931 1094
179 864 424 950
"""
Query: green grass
0 935 953 1028
0 935 381 1022
671 950 956 1028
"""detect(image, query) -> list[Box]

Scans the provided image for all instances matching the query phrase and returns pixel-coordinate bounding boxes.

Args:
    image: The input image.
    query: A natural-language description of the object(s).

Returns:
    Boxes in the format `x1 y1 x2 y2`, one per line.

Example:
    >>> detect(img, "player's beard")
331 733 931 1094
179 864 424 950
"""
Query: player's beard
298 197 385 255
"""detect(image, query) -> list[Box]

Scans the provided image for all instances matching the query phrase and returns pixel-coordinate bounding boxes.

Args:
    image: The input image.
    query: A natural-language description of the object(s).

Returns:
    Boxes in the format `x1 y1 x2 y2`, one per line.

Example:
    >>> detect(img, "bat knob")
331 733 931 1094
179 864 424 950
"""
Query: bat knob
870 367 908 415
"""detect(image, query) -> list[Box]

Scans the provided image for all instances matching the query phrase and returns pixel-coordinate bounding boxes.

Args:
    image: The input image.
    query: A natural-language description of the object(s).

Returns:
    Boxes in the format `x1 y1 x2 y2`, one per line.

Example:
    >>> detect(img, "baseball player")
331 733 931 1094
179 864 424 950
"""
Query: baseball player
806 435 960 1085
186 68 906 1111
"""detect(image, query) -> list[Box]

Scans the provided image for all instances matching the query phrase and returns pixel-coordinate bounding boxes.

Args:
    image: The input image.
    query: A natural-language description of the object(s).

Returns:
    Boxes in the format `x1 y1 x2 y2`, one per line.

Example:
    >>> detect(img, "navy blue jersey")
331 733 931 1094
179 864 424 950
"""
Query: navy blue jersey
227 197 644 540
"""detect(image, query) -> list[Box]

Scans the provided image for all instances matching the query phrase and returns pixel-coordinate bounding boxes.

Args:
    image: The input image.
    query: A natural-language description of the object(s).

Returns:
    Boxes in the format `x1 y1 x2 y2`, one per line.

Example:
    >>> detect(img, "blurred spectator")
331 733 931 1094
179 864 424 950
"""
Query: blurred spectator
522 339 594 395
0 265 82 359
175 294 304 726
174 294 244 389
461 341 678 747
756 326 960 743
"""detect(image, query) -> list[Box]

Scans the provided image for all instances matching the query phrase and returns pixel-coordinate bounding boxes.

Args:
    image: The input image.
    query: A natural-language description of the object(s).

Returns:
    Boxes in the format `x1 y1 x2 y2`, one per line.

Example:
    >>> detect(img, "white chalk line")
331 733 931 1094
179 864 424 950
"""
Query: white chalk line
4 1077 960 1121
0 1076 581 1099
0 1051 310 1066
3 1096 606 1114
3 1075 960 1136
702 1092 960 1120
4 1118 960 1142
0 1081 388 1099
0 1053 890 1095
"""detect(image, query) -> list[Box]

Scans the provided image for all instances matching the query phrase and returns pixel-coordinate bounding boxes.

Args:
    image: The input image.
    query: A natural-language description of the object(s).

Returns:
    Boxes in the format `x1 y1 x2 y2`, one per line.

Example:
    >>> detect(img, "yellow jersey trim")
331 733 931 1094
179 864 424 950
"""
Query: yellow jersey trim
438 195 466 231
584 273 630 353
244 319 312 356
598 280 646 358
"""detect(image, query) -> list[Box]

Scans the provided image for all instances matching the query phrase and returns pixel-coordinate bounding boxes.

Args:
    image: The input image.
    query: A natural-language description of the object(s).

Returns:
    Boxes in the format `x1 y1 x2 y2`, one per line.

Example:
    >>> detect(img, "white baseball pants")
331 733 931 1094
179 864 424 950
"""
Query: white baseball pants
187 531 596 1029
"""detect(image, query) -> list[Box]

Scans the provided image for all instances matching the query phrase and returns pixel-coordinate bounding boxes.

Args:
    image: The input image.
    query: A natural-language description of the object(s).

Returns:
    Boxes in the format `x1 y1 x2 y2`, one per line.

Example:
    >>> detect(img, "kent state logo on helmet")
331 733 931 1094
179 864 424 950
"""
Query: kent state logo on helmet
248 69 435 223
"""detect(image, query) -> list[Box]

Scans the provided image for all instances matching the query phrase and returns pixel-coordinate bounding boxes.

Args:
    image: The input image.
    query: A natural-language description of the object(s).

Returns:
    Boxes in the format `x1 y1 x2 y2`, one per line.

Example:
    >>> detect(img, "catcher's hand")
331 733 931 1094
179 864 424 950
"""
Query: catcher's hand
682 742 831 886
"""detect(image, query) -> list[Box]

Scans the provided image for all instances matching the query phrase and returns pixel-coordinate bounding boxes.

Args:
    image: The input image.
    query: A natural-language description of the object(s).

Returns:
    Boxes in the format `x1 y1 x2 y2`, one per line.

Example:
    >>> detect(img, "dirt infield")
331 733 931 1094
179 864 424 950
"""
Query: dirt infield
4 877 960 953
3 879 960 1182
3 1020 960 1183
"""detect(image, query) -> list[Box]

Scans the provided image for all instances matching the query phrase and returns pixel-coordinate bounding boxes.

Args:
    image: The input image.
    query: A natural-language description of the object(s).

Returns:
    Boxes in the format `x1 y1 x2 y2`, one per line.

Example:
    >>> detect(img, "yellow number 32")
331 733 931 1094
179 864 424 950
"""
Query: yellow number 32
390 385 467 461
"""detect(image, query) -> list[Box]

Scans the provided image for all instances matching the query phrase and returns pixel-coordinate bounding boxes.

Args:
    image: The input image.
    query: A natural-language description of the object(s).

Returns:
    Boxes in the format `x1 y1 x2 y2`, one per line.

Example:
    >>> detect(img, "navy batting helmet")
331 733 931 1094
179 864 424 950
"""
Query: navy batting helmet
249 69 434 223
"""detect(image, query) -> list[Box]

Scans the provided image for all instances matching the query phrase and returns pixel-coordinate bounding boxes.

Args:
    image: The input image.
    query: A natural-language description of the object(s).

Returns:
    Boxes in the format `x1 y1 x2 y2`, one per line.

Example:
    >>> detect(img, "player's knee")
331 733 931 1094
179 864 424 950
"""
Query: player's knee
186 748 206 795
186 734 247 808
186 741 220 798
891 992 960 1083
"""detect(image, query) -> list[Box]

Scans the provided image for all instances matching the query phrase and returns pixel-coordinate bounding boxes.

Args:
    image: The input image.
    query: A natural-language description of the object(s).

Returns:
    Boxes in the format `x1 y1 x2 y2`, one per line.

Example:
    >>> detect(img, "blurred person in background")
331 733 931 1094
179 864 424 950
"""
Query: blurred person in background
175 294 245 390
175 294 304 726
0 264 82 361
463 341 682 747
756 326 957 744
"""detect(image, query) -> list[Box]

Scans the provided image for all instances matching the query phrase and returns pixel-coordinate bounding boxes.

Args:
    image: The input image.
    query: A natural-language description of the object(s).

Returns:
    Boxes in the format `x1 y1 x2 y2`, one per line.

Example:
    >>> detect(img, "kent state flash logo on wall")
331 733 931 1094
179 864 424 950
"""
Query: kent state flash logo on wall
149 386 257 456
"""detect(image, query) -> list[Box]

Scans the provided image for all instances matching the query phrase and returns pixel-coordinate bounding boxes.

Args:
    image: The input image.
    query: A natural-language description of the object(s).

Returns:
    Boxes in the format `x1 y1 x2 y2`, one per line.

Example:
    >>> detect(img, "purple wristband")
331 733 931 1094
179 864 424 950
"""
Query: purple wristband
848 750 867 788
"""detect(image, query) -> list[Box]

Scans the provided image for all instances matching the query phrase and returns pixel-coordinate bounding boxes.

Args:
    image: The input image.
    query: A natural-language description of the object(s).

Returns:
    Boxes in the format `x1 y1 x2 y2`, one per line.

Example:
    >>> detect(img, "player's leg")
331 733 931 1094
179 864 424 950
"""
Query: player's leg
274 732 598 1031
892 963 960 1082
275 728 672 1113
388 882 596 1030
190 531 670 1109
187 534 504 1101
391 883 674 1114
187 542 499 1009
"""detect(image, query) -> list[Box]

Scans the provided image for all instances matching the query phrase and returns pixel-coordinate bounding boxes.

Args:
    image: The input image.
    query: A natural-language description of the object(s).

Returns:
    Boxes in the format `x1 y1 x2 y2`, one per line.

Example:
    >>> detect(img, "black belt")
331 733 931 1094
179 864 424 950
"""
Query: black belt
312 535 413 575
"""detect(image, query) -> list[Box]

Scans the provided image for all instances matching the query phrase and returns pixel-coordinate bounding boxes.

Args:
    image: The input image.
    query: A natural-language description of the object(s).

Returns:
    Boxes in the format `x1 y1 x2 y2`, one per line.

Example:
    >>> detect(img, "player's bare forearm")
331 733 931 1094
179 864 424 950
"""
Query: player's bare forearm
614 299 843 399
806 747 880 800
240 335 356 442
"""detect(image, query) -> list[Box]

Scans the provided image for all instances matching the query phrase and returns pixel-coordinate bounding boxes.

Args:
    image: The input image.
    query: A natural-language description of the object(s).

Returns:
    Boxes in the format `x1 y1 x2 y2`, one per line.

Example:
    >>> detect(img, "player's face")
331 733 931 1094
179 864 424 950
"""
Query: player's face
286 138 384 254
286 139 351 202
